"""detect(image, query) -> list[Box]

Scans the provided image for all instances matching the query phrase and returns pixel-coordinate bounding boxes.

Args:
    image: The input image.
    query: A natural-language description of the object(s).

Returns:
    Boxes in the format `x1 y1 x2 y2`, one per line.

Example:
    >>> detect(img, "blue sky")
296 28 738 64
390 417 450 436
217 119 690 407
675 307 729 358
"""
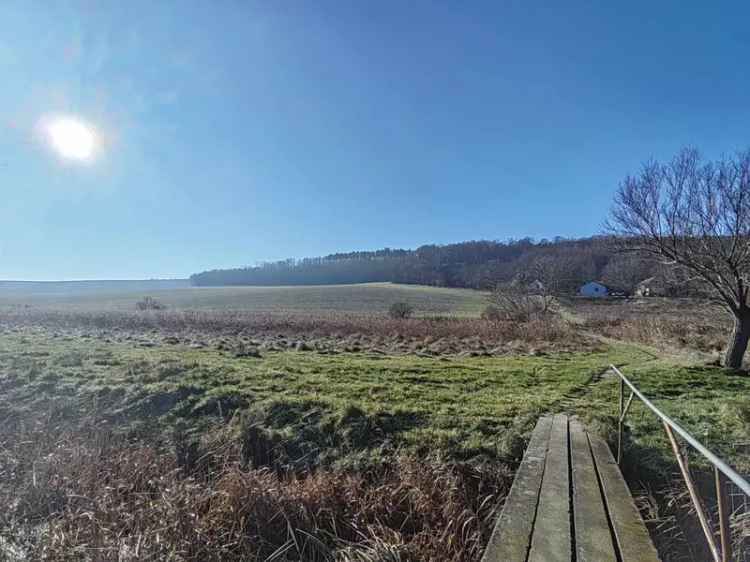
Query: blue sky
2 1 749 280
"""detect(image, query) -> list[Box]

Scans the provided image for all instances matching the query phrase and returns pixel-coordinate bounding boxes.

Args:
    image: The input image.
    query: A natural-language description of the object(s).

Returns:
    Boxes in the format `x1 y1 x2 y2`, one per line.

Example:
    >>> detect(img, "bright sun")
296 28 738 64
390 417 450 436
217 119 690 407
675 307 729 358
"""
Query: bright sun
46 117 98 161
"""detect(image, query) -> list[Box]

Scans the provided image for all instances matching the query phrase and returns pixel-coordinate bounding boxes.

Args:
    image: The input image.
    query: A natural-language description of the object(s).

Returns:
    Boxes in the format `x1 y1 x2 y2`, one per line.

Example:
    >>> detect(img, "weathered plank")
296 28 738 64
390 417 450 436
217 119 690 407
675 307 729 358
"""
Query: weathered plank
485 414 660 562
528 414 571 562
481 415 553 562
588 433 661 562
570 418 617 562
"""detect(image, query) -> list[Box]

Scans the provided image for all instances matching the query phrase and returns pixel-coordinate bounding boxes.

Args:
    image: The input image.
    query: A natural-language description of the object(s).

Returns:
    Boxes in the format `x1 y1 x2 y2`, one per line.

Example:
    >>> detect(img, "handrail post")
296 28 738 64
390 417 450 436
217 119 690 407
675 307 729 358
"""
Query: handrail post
610 364 750 497
610 364 750 562
617 377 624 464
715 467 731 562
664 422 721 562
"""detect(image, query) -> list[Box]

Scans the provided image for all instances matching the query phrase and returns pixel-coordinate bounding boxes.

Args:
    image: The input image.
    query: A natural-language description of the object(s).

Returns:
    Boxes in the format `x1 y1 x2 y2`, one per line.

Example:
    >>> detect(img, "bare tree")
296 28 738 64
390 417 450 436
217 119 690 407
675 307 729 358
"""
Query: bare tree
601 254 654 294
608 147 750 369
486 256 567 321
487 283 553 322
388 302 414 319
515 255 568 296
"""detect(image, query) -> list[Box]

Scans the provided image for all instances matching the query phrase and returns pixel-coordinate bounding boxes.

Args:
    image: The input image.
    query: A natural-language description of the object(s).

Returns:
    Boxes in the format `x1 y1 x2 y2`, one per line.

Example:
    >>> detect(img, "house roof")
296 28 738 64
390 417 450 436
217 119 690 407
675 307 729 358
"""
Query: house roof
581 280 609 289
636 276 658 287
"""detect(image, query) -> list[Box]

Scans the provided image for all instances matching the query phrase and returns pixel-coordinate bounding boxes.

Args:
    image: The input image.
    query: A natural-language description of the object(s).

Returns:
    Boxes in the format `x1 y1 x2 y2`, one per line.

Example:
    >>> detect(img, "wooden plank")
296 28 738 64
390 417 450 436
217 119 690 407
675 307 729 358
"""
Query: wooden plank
482 415 553 562
570 418 617 562
588 433 661 562
528 414 571 562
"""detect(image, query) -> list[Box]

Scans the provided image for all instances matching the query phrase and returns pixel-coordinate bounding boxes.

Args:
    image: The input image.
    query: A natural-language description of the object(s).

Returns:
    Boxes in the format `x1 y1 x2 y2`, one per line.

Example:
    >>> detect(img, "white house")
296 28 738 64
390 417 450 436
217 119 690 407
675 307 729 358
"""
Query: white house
579 281 609 298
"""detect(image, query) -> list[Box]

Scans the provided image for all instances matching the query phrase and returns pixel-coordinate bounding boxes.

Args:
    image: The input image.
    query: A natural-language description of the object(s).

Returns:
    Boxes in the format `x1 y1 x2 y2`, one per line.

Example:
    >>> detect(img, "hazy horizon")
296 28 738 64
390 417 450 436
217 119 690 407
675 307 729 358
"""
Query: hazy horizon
0 277 189 283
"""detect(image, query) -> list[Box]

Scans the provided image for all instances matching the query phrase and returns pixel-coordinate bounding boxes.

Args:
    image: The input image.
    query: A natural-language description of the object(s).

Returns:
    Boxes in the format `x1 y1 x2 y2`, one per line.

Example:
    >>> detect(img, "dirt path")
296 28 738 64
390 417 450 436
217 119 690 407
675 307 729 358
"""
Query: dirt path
554 366 612 412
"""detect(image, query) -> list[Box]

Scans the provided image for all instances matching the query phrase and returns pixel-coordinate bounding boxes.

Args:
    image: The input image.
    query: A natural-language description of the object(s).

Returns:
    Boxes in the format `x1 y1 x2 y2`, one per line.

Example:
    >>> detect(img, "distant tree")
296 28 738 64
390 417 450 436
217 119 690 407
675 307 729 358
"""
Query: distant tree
488 282 555 322
601 254 654 294
136 296 166 311
190 236 639 293
608 147 750 369
388 302 414 319
654 262 711 298
515 251 598 297
513 256 563 311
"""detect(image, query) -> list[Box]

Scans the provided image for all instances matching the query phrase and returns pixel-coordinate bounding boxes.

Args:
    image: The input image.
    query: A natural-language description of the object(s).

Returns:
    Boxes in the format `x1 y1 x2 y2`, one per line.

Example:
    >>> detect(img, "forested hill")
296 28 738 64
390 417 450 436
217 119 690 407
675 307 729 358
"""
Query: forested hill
190 237 659 291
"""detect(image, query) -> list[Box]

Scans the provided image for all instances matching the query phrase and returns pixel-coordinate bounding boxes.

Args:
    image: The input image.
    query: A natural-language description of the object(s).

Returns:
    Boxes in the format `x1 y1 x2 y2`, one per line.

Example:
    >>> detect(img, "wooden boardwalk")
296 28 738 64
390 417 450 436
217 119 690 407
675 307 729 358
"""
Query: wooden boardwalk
482 414 660 562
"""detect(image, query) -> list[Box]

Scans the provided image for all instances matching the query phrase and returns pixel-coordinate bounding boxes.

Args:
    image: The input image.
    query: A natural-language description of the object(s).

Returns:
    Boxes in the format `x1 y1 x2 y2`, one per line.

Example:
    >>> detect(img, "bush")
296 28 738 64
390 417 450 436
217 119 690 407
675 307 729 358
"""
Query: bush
136 296 166 311
481 305 502 322
487 285 553 322
388 302 414 319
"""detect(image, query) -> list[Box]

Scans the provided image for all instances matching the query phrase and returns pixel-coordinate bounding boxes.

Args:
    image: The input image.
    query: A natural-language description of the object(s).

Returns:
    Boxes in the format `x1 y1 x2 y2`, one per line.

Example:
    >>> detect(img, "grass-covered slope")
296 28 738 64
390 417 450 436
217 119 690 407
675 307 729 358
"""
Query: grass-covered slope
0 282 487 316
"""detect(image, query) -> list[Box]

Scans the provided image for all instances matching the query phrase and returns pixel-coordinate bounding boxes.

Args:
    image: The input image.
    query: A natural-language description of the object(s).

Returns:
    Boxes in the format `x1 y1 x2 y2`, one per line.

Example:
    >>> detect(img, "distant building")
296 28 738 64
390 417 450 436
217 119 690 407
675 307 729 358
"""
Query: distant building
635 277 655 297
528 279 545 294
579 281 609 298
635 277 666 297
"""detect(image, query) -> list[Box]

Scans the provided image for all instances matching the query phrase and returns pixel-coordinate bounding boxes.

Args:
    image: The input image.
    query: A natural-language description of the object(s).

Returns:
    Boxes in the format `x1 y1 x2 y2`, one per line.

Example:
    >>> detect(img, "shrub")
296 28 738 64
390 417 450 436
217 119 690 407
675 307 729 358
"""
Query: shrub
487 285 553 322
388 302 414 319
135 296 166 311
481 305 502 322
0 409 512 562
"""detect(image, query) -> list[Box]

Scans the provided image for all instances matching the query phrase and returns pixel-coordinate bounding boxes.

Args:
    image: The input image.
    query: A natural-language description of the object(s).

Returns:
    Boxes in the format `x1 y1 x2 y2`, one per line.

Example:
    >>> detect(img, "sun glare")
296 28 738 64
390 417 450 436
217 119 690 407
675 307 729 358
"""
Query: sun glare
46 117 98 162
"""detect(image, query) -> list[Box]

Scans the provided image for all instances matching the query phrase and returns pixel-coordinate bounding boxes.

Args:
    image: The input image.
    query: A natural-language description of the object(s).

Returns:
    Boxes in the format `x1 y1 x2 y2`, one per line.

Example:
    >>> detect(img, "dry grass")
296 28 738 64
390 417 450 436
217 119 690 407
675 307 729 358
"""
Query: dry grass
0 409 511 561
625 460 750 561
575 297 729 357
0 308 590 356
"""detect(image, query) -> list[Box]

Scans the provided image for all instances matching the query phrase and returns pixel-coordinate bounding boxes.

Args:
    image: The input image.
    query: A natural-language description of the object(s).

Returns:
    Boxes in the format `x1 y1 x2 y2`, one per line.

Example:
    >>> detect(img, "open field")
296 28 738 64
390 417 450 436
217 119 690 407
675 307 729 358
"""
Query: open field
1 326 749 559
1 287 749 560
0 279 190 295
0 281 579 358
0 282 487 317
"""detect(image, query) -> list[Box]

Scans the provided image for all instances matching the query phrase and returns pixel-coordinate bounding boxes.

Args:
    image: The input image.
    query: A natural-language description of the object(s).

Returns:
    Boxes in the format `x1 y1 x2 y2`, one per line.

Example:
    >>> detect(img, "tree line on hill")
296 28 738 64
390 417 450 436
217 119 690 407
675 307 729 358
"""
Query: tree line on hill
190 237 673 295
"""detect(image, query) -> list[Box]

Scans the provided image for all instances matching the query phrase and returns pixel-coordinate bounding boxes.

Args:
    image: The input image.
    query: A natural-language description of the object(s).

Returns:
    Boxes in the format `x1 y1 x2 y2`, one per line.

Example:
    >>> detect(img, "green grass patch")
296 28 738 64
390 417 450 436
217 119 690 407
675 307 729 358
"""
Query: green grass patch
1 332 748 473
582 357 750 474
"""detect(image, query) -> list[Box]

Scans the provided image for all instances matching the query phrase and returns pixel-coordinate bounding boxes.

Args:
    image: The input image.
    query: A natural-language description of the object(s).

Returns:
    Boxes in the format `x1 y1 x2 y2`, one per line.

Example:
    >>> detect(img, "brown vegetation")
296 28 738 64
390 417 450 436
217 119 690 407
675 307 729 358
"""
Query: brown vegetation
0 407 511 561
135 296 167 311
577 297 729 358
486 285 555 322
0 308 591 357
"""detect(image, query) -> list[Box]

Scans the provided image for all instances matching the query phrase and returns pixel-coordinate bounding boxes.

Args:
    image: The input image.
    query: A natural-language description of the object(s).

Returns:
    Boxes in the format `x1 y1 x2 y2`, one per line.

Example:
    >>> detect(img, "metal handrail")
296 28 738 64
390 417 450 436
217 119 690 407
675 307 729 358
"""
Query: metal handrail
611 364 750 562
612 365 750 496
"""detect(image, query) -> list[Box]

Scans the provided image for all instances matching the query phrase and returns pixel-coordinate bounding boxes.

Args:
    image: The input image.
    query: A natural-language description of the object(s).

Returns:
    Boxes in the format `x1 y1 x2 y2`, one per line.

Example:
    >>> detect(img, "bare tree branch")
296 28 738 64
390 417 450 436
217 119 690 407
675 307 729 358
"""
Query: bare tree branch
607 147 750 369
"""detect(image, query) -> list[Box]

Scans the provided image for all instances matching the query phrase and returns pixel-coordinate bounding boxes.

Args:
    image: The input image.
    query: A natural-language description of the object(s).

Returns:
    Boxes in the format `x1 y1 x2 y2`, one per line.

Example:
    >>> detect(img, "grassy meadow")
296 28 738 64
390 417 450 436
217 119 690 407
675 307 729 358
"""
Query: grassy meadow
2 330 747 468
0 331 641 460
0 283 748 560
